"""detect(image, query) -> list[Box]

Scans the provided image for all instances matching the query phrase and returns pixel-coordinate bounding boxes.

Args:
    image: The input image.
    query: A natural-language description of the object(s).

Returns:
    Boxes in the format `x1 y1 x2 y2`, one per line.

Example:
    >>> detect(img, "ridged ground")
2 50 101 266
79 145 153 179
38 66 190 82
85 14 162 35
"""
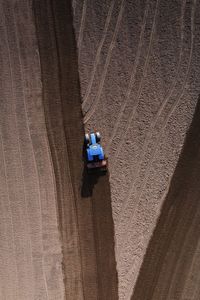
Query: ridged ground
72 0 200 299
1 0 200 299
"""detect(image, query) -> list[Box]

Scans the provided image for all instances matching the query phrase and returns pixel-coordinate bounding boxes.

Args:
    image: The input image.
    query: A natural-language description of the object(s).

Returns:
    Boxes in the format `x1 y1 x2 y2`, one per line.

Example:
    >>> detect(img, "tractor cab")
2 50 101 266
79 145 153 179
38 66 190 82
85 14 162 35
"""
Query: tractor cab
84 132 107 172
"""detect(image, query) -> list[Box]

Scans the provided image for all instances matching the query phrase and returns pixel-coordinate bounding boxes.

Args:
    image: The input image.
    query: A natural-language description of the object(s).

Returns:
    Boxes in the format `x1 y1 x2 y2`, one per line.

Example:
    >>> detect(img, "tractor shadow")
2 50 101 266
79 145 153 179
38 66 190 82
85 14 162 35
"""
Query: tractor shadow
81 144 118 299
81 144 106 197
81 166 106 198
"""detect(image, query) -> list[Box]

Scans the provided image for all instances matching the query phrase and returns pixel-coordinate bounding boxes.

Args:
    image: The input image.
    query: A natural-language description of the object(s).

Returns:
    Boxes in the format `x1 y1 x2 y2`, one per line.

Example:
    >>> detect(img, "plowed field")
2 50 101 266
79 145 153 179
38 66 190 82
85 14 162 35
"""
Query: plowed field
1 0 200 299
73 0 200 299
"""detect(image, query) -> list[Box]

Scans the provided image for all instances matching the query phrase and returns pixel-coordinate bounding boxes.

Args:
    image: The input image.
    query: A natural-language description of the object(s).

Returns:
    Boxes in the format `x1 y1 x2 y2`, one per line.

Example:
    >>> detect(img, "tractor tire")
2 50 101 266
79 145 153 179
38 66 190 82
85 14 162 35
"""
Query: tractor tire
84 133 90 145
96 132 101 143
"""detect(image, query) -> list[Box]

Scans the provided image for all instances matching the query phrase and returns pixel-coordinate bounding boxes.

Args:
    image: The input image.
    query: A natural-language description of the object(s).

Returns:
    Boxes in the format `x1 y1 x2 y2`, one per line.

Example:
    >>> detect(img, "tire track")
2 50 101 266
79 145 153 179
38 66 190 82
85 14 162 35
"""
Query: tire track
2 5 35 297
181 237 200 299
77 0 87 58
128 185 171 300
192 260 200 300
12 5 51 296
105 0 150 154
116 0 186 229
9 1 64 296
0 131 18 299
109 0 159 171
50 0 100 297
0 13 19 297
49 2 85 292
41 90 84 298
52 9 100 300
82 0 115 110
131 131 200 300
131 91 200 300
34 1 85 297
165 203 200 300
83 0 125 124
162 10 197 296
45 108 85 299
72 0 77 16
118 0 195 260
150 189 198 300
49 1 118 298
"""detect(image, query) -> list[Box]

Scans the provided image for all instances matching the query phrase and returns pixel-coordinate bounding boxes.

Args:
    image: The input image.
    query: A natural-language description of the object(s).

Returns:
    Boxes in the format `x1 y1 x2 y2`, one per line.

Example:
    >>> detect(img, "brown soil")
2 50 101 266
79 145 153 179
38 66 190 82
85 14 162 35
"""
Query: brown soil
132 97 200 300
1 0 200 299
0 1 64 299
73 0 200 299
0 0 117 299
34 0 118 299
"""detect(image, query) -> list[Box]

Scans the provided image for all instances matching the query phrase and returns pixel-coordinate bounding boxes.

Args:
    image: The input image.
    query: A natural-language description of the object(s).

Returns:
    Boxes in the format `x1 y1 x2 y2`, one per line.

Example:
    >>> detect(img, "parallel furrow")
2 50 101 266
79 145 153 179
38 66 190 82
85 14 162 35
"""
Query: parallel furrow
0 132 18 298
106 0 150 154
165 210 199 299
118 0 194 261
2 6 35 298
109 0 159 171
77 0 87 58
116 0 186 229
12 6 50 296
37 0 85 296
82 0 115 110
83 0 125 124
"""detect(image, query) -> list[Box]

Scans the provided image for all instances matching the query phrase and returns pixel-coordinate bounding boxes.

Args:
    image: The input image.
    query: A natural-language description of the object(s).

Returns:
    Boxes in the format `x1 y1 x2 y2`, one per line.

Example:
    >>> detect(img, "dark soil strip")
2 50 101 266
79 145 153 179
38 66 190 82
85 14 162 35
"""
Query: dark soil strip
33 0 118 299
131 97 200 300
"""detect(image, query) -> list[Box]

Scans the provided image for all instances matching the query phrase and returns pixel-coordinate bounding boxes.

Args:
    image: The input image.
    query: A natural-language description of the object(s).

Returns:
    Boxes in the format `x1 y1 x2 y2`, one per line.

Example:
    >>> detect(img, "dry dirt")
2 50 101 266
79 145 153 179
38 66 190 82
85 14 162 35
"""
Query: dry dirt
0 1 64 299
1 0 200 299
0 0 117 299
72 0 200 299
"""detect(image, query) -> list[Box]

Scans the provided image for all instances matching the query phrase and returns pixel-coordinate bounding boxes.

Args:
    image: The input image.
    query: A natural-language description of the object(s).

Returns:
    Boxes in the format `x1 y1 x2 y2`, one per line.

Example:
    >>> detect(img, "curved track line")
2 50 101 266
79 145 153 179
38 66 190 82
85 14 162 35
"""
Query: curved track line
82 0 115 110
106 0 150 154
109 0 159 171
77 0 87 56
116 0 186 229
126 150 197 300
118 3 194 261
83 0 125 124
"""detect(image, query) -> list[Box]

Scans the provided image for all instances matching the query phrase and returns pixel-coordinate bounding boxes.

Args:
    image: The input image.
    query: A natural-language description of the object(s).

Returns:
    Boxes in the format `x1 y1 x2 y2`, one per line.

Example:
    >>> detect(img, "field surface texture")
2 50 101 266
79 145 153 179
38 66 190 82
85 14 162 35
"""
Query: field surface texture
0 0 200 299
72 0 200 299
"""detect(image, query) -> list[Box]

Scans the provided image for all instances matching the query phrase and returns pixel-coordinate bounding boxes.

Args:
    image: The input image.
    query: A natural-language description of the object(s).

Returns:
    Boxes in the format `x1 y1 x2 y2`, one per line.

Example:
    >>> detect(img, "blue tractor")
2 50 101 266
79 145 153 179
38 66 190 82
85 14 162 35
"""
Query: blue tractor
84 131 107 172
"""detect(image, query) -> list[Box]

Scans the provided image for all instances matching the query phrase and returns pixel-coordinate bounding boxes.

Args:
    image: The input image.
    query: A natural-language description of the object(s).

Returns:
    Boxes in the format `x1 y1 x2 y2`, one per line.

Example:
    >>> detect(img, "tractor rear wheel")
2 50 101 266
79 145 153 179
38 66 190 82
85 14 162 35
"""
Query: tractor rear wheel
96 132 101 143
84 133 90 145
